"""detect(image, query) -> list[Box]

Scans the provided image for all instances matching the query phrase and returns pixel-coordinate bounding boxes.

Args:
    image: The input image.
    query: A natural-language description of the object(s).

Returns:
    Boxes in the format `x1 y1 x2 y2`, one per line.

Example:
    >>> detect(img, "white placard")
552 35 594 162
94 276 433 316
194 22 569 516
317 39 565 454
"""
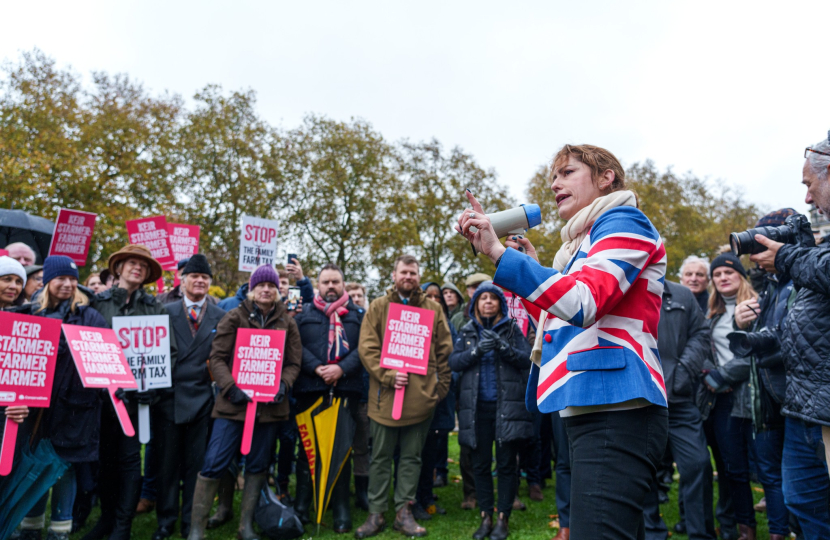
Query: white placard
112 315 172 391
238 215 279 272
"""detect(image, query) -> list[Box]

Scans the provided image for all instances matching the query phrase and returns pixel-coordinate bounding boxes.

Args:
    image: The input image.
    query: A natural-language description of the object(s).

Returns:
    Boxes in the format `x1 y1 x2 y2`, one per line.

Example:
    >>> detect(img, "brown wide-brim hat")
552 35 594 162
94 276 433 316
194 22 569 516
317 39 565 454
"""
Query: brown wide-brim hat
108 244 163 284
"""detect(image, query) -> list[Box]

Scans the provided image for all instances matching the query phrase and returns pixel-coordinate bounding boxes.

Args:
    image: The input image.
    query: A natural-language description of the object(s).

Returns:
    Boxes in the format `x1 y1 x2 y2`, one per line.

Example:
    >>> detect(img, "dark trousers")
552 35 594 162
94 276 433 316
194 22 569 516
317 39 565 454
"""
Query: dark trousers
517 410 543 486
551 411 571 528
416 429 448 507
140 434 157 501
460 444 476 498
434 430 449 481
275 418 296 488
152 407 210 533
201 418 279 478
565 405 668 540
709 395 755 527
701 403 737 534
782 417 830 539
470 401 519 517
643 401 715 540
99 403 142 525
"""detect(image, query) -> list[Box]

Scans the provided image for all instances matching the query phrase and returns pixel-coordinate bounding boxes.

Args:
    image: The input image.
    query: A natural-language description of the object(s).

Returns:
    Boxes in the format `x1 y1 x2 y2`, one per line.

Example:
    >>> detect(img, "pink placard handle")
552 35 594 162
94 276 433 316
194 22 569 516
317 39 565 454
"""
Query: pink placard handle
241 401 257 455
109 389 135 437
392 387 406 420
0 418 19 476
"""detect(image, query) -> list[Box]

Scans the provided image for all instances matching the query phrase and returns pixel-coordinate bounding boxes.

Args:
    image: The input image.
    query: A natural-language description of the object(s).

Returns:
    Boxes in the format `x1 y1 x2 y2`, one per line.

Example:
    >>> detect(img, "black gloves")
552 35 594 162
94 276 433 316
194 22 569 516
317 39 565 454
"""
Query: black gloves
225 384 252 405
478 329 499 352
274 382 288 404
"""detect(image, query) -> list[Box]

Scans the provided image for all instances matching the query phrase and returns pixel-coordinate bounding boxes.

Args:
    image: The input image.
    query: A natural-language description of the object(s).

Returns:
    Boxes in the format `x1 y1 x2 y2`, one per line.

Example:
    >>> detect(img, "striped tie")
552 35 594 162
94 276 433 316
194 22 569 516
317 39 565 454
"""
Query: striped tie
189 306 199 330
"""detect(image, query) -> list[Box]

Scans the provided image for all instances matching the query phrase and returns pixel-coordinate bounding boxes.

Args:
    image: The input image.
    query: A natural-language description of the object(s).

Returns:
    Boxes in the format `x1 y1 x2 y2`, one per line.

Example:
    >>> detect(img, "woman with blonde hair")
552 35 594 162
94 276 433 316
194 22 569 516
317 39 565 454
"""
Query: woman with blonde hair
14 256 108 540
699 253 760 539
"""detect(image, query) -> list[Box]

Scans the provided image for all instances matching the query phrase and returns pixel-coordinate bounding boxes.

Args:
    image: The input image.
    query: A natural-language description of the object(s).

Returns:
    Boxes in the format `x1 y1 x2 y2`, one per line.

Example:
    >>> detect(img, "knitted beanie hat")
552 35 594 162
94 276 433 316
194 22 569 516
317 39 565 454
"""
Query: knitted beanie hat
710 253 747 278
250 265 279 289
0 256 26 286
43 255 79 285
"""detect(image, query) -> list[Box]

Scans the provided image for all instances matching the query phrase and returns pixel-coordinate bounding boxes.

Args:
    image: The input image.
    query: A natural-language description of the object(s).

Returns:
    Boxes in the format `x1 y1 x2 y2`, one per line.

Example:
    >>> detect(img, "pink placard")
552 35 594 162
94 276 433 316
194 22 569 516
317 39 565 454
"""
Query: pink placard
232 328 285 402
63 325 137 437
0 311 62 407
502 291 530 337
165 223 200 271
232 328 285 455
380 303 435 376
0 312 62 475
379 303 435 420
48 208 97 266
0 249 7 256
125 216 174 268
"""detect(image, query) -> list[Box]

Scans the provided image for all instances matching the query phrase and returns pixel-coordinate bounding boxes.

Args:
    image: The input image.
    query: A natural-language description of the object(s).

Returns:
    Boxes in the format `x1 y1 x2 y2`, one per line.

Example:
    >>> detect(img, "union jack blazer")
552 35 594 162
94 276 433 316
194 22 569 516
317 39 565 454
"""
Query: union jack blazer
493 206 668 413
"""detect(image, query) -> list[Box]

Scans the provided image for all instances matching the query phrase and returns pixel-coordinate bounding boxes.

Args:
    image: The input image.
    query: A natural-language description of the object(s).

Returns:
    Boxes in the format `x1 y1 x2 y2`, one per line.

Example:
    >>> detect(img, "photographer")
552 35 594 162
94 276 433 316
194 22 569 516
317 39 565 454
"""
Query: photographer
749 136 830 538
724 209 800 540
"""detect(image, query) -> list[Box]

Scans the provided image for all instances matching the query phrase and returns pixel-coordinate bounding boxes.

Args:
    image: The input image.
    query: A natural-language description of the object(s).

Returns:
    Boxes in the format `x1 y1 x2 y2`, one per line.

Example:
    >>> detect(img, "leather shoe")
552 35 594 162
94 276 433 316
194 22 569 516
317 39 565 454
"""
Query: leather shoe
355 513 386 539
551 527 569 540
393 502 427 537
461 494 477 510
528 483 544 502
489 513 509 540
136 498 156 514
512 496 526 511
472 513 492 540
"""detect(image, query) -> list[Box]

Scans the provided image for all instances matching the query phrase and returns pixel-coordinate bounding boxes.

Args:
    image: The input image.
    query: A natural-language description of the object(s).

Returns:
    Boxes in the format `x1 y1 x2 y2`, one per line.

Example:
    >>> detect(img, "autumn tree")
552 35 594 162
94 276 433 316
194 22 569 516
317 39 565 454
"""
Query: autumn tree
176 85 278 291
267 115 399 286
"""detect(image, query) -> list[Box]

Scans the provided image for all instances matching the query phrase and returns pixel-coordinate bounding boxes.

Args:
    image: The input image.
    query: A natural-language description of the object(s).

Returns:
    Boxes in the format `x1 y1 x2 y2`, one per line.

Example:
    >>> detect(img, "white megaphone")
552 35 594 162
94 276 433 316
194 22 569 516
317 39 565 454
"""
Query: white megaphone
468 204 542 254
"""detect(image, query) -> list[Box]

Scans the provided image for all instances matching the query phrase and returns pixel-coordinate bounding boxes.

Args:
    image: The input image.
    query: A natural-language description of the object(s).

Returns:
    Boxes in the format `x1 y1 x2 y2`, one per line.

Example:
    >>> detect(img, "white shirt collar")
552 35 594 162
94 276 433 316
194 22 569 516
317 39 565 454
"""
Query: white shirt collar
184 295 207 309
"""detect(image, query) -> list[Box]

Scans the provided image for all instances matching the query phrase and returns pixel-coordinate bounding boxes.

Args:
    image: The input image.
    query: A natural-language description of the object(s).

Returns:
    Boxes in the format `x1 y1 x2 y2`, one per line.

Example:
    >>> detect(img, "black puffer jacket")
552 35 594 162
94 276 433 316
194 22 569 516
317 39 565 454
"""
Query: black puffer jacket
449 284 532 448
658 281 710 403
776 235 830 426
292 296 365 397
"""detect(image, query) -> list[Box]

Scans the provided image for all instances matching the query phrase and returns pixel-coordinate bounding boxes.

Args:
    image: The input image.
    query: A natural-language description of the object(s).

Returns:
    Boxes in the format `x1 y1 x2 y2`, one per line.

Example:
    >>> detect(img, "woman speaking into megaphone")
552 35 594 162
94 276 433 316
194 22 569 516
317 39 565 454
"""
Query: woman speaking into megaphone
457 144 669 539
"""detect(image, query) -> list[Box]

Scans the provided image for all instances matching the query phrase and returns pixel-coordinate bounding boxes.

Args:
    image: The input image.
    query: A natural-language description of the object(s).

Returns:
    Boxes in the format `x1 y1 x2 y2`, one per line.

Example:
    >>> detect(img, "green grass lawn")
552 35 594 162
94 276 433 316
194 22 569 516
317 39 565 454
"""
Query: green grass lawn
70 432 769 540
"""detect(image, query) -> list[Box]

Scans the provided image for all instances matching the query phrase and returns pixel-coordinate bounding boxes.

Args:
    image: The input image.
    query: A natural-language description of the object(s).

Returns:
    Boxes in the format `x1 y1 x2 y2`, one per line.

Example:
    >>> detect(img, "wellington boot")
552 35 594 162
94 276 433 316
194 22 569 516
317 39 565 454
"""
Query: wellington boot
393 502 426 537
354 475 369 512
207 471 236 529
187 474 220 540
331 463 353 533
293 458 313 524
472 512 492 540
737 524 756 540
237 472 266 540
355 513 386 539
489 513 509 540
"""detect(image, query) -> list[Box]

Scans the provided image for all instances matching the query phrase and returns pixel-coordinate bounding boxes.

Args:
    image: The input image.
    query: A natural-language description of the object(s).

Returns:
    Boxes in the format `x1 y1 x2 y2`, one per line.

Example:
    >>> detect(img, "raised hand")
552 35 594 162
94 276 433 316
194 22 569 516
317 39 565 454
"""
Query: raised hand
456 190 506 264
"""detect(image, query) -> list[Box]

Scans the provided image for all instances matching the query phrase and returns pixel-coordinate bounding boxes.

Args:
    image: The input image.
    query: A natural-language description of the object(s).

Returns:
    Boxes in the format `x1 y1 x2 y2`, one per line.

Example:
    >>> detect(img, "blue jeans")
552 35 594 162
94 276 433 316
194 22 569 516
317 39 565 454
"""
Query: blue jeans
753 425 788 535
27 465 76 523
201 418 279 478
782 417 830 539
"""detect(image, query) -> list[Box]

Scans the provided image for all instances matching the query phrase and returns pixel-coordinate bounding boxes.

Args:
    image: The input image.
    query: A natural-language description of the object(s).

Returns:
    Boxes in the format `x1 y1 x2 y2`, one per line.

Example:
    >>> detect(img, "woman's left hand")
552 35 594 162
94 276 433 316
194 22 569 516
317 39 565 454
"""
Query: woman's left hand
4 405 29 424
456 191 506 264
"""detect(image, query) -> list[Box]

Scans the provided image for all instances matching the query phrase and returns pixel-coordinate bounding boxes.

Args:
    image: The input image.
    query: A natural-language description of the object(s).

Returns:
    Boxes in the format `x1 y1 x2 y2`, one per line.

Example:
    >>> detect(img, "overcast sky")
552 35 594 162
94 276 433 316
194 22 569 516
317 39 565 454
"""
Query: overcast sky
3 1 830 217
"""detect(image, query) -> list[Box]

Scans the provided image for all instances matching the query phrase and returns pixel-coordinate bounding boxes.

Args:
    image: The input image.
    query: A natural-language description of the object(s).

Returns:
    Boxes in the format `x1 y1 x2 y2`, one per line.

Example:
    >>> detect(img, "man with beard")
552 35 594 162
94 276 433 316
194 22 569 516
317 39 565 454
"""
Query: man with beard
355 255 453 538
291 264 366 533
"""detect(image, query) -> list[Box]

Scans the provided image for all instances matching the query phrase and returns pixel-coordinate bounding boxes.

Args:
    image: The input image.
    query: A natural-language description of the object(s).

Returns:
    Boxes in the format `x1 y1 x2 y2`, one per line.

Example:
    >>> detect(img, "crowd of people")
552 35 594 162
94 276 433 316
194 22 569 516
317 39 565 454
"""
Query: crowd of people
0 136 829 540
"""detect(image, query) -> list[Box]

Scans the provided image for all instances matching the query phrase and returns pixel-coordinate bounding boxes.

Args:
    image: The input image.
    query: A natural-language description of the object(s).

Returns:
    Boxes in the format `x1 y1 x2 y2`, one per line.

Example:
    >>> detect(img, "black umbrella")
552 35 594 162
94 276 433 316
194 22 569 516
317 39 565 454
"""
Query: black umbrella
0 209 55 264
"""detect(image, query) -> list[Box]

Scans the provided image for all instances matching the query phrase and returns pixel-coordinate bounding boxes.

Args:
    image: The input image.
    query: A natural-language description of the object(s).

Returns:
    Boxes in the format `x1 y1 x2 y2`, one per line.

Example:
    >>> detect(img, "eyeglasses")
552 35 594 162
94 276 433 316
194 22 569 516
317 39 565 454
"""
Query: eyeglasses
804 147 830 159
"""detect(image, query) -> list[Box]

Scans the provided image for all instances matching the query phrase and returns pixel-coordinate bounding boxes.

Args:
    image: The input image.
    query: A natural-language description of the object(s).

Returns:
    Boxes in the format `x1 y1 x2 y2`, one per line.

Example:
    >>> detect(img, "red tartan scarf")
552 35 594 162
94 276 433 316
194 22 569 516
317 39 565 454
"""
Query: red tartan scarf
313 292 351 363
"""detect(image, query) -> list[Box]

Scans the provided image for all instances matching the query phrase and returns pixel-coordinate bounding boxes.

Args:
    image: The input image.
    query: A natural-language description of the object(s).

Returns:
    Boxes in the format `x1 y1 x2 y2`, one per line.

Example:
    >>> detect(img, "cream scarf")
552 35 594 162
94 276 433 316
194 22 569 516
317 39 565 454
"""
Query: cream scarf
530 190 638 366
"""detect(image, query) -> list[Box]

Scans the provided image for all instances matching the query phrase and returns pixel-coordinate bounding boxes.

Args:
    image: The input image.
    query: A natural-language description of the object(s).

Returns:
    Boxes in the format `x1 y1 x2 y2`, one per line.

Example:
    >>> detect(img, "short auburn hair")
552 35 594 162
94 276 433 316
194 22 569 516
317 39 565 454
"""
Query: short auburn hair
345 282 365 293
551 144 626 193
393 254 419 272
278 269 289 280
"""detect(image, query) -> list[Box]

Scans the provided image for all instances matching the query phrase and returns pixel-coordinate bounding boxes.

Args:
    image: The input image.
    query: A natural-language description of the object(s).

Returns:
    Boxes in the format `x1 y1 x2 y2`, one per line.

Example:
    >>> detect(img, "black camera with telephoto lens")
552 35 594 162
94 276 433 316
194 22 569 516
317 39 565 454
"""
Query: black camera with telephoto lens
729 213 815 256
